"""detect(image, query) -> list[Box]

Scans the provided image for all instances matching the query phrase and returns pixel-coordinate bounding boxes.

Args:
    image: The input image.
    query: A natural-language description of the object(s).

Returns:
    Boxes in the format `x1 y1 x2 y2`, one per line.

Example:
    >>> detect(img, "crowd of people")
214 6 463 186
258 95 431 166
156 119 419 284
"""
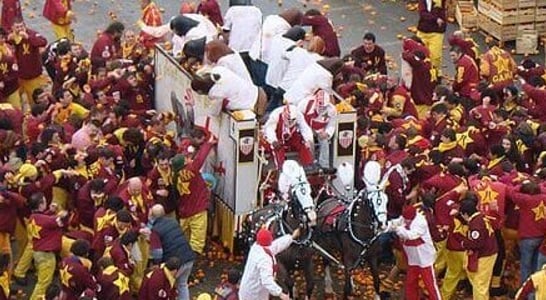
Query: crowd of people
1 0 546 299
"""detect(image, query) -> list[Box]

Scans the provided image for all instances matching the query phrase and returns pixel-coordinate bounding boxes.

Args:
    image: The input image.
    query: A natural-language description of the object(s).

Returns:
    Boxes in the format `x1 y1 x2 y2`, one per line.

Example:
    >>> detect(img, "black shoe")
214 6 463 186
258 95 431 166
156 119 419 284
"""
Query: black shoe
13 275 27 286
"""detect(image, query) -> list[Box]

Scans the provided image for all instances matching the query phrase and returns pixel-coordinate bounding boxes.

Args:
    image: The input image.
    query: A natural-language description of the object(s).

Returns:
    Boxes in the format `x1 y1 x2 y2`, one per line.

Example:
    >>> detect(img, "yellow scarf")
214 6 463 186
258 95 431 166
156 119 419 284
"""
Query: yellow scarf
130 194 145 211
438 140 458 152
0 271 8 298
487 156 505 169
157 167 172 186
162 265 176 288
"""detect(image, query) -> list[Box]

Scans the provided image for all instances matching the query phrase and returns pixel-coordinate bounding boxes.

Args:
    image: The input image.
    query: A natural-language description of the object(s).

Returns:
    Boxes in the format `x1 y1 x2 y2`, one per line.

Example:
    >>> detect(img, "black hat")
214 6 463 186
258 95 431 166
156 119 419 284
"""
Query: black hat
317 58 344 76
282 26 306 42
170 15 199 37
183 37 206 61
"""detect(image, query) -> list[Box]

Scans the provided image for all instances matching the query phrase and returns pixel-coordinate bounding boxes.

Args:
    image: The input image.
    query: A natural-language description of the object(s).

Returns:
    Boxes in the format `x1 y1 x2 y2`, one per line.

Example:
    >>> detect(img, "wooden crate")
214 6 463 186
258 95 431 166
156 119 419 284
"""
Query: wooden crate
488 0 536 10
478 13 535 42
537 7 546 22
478 2 536 25
516 29 539 54
456 3 478 28
458 0 475 12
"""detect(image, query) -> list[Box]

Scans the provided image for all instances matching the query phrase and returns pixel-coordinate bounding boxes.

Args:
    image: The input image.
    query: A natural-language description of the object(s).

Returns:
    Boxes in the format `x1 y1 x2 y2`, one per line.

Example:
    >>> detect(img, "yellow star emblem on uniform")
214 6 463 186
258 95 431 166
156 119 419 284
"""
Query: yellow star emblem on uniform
493 56 510 74
452 219 468 235
27 218 42 239
96 212 115 232
532 202 546 221
456 132 474 149
477 184 499 205
113 272 130 294
60 265 73 287
178 181 191 195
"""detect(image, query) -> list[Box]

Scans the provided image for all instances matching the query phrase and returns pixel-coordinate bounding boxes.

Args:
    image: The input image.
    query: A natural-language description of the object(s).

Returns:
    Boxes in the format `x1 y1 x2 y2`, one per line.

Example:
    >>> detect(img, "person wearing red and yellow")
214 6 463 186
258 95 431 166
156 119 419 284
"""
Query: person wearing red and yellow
116 177 154 289
8 18 47 106
139 0 163 48
0 28 21 108
458 198 498 300
449 45 479 103
1 0 22 31
508 181 546 284
42 0 75 40
416 0 446 73
174 135 215 255
479 42 517 92
0 189 25 257
90 22 124 71
139 257 181 300
387 205 441 299
27 192 69 300
470 175 507 295
96 257 132 300
50 88 89 125
381 85 418 120
59 239 96 300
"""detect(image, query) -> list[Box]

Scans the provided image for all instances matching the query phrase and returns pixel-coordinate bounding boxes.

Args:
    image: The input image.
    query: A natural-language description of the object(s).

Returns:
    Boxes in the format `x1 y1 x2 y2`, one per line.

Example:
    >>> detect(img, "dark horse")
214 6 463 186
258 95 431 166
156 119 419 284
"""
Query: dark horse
242 165 317 299
312 161 388 299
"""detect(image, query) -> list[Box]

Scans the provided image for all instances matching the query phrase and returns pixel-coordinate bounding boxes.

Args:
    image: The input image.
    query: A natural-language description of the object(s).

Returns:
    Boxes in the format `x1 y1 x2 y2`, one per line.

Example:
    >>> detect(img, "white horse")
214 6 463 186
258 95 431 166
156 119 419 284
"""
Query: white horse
278 160 317 226
362 160 389 228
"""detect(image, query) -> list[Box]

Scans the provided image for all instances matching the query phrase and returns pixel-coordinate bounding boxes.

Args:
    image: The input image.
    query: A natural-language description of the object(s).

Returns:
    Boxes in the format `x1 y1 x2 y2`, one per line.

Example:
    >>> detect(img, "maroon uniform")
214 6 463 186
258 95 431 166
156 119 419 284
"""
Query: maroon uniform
177 142 214 218
453 54 479 98
422 172 462 197
302 14 340 57
97 265 132 300
417 0 446 34
90 32 121 69
402 50 435 105
0 52 19 99
0 191 25 235
196 0 223 26
29 211 64 252
508 188 546 239
139 265 178 300
116 180 154 224
350 45 387 75
1 0 22 31
461 212 498 270
108 239 134 276
10 29 47 80
448 36 477 61
523 83 546 122
385 165 410 218
146 166 177 215
60 255 97 300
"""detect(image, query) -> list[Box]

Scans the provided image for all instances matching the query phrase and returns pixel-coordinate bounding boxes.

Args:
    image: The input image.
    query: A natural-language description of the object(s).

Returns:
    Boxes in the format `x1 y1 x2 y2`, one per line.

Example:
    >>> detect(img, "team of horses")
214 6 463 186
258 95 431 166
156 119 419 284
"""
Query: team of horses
243 160 390 300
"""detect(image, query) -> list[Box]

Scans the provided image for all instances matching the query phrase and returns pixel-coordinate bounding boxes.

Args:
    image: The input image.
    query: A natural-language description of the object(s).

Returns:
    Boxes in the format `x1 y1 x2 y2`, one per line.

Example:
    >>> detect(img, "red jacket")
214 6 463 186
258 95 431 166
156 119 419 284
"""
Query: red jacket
0 191 25 234
108 239 134 276
422 172 462 197
402 51 435 106
470 178 507 230
97 265 132 300
116 180 154 224
60 255 96 300
196 0 223 26
448 36 477 61
29 211 65 252
0 52 19 98
302 14 340 57
523 83 546 122
461 212 498 258
508 188 546 239
177 142 214 218
1 0 22 31
453 54 479 98
139 266 178 300
10 29 47 79
90 32 120 69
43 0 71 25
417 0 446 33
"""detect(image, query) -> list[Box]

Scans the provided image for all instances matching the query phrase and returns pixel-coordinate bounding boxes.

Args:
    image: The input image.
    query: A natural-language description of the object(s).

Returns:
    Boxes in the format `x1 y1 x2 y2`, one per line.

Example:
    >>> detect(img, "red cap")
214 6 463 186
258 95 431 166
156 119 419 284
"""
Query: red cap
402 205 417 221
256 228 273 246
